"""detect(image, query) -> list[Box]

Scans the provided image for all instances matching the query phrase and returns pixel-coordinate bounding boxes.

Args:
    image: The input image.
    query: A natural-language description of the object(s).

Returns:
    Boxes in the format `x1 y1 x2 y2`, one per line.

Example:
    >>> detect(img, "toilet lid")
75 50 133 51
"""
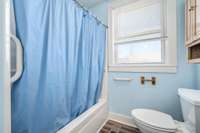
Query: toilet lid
131 109 177 131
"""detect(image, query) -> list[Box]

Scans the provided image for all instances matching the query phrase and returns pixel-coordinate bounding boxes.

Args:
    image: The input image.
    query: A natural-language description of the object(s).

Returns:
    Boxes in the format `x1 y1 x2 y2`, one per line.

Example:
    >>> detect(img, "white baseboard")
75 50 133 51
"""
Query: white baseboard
108 112 137 128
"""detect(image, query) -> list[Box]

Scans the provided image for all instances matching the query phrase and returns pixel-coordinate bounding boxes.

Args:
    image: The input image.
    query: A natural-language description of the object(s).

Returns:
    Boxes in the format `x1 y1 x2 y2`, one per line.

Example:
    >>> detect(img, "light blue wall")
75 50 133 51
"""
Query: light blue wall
196 65 200 89
0 56 3 133
0 55 3 133
90 1 109 25
90 0 196 121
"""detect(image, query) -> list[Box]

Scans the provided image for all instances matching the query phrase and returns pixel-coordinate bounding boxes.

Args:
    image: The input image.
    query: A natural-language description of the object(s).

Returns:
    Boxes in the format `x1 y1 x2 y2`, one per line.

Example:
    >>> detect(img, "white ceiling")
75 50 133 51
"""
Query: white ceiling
78 0 105 8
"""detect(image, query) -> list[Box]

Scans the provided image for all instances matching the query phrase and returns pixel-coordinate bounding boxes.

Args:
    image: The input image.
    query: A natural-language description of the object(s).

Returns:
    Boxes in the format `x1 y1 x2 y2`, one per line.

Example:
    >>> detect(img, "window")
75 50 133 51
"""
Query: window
116 39 162 64
108 0 177 73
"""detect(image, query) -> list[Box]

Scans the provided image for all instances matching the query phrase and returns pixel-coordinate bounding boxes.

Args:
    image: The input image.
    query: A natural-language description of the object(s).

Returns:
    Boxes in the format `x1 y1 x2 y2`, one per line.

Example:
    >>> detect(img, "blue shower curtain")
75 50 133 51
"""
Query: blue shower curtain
12 0 106 133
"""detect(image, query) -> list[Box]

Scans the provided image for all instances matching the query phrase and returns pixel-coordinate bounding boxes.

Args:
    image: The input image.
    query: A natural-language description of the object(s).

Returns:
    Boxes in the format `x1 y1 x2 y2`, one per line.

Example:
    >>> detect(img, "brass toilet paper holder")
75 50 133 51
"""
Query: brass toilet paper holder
141 76 156 85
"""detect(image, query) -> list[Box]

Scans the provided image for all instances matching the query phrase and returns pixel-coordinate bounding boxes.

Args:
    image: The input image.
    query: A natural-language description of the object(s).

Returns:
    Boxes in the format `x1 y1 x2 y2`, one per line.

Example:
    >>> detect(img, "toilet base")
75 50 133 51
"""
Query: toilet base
135 120 192 133
175 121 193 133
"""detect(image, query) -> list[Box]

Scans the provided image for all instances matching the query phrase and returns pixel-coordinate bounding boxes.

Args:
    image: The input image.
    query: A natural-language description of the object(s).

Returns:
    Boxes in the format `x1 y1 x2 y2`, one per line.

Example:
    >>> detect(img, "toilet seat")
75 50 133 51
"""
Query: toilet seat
131 109 177 132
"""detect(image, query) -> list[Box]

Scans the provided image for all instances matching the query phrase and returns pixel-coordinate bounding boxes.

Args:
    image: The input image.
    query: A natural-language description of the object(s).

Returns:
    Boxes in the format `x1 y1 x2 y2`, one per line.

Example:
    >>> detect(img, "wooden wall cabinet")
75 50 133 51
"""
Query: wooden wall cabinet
186 0 200 63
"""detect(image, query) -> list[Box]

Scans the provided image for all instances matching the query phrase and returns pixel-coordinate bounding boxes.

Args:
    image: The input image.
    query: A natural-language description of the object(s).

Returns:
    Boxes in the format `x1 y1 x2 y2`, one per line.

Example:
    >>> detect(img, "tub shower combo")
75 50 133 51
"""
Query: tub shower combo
10 0 107 133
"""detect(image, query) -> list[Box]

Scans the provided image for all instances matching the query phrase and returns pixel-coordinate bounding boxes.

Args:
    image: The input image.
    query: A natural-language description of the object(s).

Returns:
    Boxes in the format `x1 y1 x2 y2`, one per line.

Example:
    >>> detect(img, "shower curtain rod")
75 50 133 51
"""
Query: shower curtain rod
74 0 108 28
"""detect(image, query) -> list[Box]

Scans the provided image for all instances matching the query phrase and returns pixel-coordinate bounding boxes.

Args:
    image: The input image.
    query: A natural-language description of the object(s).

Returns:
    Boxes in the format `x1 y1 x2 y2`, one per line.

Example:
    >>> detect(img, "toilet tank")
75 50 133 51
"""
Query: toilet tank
178 88 200 133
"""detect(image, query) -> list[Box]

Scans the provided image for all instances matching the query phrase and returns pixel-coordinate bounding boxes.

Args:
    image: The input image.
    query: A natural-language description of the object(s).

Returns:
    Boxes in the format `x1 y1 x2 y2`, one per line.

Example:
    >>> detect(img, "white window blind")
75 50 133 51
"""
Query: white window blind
116 2 162 39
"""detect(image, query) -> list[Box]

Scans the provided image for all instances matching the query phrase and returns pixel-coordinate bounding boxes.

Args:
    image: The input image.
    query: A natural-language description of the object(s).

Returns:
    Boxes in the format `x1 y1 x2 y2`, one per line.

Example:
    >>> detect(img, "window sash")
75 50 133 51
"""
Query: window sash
113 0 167 42
114 33 168 45
114 37 166 65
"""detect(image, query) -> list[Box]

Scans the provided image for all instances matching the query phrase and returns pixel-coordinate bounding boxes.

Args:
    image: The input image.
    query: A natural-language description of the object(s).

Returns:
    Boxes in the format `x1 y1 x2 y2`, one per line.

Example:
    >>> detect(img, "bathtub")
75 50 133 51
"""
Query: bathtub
57 70 108 133
57 99 108 133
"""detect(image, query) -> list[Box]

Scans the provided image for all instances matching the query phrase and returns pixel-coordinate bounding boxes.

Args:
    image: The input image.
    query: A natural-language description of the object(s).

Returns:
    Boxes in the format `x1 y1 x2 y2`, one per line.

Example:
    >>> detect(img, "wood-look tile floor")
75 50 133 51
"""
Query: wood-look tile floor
99 120 141 133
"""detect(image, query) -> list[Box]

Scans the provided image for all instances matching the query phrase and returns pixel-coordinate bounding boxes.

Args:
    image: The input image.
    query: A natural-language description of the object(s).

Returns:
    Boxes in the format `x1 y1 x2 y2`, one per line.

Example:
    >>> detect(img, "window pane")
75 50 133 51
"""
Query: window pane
116 39 162 64
117 2 161 38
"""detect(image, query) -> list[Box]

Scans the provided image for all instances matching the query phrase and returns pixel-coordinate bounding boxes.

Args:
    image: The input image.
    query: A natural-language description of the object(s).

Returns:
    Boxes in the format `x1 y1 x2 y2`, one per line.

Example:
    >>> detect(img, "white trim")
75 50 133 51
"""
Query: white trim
115 34 166 44
0 0 11 132
165 0 177 67
108 112 137 128
100 29 109 100
109 65 177 73
115 30 162 42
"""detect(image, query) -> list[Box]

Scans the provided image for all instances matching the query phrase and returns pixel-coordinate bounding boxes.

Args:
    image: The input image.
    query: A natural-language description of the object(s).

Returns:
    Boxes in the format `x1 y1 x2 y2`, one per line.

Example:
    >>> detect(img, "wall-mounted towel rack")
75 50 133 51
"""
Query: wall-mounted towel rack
113 77 133 82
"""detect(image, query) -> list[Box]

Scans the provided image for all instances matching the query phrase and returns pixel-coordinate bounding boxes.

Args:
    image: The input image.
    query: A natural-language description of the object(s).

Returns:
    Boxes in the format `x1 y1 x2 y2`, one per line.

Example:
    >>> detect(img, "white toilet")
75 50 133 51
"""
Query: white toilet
131 88 200 133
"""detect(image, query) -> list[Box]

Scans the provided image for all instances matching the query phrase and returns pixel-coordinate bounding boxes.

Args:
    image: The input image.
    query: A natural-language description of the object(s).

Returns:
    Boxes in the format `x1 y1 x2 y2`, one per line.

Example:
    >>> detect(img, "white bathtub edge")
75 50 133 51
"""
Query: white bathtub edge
79 101 108 133
57 99 108 133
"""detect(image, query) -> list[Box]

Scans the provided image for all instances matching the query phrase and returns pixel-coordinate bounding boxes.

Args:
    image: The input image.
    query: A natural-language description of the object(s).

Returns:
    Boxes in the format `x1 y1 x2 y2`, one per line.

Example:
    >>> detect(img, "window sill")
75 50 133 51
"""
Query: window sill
108 65 177 73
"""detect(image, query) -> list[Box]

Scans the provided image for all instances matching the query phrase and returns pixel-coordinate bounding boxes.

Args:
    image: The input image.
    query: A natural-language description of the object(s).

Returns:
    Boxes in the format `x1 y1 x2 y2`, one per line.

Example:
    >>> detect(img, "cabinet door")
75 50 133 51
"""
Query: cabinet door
186 0 193 45
194 0 200 40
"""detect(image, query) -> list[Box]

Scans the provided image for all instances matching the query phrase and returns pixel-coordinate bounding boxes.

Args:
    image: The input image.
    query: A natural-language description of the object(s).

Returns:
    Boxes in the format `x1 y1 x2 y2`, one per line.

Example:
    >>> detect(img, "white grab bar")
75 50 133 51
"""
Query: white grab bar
113 77 133 82
10 34 23 83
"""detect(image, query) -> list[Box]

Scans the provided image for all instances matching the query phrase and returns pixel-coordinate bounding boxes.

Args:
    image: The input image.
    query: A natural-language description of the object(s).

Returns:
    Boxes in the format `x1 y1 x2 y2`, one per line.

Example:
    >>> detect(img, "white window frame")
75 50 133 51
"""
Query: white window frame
108 0 177 73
